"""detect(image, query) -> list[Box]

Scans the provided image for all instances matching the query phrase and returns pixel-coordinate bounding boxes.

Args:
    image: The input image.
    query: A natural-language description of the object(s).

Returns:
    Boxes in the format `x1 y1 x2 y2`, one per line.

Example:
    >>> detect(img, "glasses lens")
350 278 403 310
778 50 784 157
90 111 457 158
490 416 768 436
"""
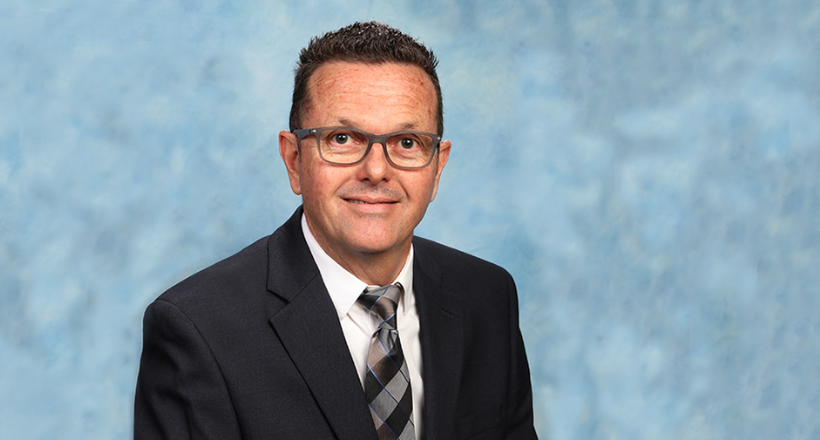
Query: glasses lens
318 128 369 164
386 132 436 168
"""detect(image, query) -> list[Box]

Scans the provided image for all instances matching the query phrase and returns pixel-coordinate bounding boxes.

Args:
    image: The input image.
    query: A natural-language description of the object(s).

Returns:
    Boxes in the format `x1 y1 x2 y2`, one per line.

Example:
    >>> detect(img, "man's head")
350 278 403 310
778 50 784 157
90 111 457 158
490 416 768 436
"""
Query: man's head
289 21 444 136
279 23 450 285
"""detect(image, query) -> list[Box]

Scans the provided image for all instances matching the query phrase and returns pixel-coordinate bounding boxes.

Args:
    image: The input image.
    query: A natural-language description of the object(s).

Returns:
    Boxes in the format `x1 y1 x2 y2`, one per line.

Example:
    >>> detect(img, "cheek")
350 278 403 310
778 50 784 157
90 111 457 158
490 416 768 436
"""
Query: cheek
406 173 438 202
302 163 340 198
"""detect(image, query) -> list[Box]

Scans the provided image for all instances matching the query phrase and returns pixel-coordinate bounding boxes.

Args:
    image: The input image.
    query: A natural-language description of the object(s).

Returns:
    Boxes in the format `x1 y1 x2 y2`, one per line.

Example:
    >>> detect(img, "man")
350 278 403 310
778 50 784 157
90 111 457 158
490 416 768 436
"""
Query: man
135 21 537 440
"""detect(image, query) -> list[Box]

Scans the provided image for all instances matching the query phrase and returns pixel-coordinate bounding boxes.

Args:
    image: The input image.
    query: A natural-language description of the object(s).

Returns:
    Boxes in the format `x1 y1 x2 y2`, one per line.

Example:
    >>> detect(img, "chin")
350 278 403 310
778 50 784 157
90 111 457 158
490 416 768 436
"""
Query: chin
344 233 406 255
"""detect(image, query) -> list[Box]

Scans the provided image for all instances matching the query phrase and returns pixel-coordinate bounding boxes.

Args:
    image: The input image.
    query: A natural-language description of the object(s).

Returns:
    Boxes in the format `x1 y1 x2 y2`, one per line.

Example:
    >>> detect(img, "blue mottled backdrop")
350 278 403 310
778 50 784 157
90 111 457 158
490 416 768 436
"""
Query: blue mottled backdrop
2 1 818 439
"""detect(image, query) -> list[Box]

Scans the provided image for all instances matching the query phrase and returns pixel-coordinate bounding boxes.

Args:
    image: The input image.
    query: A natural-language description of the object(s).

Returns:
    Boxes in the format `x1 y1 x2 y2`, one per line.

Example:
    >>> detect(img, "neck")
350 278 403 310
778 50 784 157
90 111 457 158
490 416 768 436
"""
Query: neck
301 212 412 286
302 216 413 286
325 243 409 286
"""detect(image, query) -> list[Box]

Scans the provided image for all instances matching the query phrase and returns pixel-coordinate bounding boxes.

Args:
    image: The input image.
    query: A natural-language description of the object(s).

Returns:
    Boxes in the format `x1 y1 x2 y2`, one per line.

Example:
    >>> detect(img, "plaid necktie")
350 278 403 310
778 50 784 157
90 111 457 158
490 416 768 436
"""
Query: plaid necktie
358 283 415 440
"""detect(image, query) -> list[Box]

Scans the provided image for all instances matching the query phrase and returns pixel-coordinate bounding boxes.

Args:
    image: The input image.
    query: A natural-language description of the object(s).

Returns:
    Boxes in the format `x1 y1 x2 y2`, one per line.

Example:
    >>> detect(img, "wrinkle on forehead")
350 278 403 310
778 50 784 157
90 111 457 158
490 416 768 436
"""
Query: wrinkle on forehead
305 61 438 133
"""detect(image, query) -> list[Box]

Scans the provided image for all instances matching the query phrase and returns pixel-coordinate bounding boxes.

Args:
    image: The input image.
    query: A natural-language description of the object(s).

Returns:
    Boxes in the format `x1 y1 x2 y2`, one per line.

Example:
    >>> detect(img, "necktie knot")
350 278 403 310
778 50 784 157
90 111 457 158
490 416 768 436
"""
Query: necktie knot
358 283 402 330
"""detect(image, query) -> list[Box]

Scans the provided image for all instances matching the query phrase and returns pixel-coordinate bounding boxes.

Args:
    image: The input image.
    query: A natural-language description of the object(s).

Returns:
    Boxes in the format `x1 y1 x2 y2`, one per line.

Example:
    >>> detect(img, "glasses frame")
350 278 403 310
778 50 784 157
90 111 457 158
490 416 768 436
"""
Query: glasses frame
293 126 442 170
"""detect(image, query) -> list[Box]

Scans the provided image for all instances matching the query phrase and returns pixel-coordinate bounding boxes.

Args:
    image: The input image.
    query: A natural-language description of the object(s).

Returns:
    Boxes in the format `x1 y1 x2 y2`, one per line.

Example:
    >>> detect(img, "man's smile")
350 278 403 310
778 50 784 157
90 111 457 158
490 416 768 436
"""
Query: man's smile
346 199 397 204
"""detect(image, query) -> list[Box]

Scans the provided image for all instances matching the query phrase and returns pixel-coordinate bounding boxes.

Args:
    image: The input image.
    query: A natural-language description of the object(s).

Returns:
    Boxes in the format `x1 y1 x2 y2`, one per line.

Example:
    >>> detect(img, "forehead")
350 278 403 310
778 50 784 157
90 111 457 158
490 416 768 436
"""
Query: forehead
305 61 437 130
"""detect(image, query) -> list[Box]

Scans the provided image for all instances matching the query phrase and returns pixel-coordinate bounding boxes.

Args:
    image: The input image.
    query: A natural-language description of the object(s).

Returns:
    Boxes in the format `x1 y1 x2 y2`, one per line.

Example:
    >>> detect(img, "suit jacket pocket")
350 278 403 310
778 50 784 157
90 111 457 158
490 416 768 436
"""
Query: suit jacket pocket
456 402 504 439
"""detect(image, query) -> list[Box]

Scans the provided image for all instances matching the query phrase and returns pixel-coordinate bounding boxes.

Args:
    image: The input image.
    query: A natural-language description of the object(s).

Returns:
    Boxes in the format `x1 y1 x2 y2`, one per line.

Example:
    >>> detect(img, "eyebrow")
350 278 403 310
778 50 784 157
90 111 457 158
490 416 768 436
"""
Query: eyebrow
337 118 417 133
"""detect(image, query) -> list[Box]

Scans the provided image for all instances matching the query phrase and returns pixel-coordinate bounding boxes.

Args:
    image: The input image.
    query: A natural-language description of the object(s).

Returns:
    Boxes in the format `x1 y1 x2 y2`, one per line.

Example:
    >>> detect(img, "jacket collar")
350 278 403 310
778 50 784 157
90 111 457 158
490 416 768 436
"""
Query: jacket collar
413 238 466 440
265 207 379 440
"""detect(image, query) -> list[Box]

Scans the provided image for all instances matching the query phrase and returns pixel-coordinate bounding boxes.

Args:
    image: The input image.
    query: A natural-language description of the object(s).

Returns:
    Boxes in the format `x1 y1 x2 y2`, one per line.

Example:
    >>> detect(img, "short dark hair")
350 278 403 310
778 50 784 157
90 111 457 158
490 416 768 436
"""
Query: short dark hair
289 21 443 135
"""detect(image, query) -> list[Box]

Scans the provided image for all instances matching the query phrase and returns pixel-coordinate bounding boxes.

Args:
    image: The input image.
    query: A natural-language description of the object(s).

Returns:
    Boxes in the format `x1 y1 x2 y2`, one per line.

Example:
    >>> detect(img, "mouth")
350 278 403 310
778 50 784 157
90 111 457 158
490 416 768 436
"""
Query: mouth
345 199 397 205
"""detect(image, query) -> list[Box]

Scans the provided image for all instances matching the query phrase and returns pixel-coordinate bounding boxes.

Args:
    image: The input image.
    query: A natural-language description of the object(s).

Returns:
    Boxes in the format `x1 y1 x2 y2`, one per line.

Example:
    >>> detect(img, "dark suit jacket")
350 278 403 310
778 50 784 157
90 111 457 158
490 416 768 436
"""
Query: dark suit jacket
134 207 537 439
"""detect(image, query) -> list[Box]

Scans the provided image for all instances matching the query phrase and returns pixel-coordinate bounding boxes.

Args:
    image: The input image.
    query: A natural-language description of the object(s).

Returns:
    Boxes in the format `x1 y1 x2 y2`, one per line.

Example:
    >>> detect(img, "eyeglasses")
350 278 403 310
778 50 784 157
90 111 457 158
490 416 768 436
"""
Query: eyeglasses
293 126 442 169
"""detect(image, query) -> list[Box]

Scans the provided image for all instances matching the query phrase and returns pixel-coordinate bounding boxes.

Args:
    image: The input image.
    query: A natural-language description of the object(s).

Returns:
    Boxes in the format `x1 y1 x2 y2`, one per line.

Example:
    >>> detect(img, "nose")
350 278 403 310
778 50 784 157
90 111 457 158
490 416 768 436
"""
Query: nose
357 141 391 182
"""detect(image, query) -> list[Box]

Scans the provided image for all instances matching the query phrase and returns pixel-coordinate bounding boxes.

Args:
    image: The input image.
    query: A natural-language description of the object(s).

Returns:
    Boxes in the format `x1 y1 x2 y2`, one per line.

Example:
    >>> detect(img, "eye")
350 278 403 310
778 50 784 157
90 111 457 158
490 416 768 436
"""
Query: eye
399 138 418 149
332 133 350 144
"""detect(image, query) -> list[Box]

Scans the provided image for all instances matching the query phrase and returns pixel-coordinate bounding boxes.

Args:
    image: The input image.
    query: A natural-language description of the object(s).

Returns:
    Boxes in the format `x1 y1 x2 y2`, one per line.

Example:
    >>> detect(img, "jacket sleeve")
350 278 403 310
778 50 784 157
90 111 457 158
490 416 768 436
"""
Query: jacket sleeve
134 299 242 440
504 274 539 439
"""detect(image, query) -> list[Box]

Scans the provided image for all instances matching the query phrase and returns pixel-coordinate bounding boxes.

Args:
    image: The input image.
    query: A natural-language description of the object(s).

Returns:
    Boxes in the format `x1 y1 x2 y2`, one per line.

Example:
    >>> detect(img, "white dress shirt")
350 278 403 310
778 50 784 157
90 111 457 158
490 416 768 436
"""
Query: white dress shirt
301 214 425 439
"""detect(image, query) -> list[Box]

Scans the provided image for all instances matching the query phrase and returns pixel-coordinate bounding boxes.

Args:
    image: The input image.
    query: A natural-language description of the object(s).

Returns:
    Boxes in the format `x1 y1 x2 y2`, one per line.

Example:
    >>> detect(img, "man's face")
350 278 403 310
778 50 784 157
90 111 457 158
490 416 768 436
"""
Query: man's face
279 61 450 268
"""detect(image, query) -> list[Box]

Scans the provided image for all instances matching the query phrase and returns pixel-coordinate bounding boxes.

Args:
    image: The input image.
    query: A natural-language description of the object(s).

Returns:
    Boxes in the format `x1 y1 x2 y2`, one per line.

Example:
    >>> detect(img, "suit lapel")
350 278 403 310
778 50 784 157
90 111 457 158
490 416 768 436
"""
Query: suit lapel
413 240 465 440
265 208 378 440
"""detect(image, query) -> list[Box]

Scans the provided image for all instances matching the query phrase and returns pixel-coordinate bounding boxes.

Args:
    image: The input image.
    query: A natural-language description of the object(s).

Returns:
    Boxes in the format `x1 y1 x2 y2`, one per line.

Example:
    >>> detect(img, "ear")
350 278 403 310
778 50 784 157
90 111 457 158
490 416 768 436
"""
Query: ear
279 130 302 195
429 139 451 202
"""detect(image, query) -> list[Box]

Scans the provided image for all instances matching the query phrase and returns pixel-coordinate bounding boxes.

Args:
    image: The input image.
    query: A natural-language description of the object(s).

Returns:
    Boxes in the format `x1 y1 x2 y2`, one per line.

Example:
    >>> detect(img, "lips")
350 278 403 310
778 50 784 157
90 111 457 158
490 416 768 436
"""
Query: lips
341 187 403 206
346 198 396 204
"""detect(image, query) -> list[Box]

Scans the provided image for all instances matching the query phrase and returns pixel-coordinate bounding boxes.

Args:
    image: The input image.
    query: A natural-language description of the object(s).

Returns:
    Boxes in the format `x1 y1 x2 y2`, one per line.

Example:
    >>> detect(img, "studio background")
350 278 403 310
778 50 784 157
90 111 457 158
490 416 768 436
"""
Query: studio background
2 1 818 439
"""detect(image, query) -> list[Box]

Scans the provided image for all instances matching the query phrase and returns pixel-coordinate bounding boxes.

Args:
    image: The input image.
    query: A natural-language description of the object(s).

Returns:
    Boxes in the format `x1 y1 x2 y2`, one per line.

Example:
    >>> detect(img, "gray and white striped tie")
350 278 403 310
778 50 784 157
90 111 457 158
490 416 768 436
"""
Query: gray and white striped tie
358 283 415 440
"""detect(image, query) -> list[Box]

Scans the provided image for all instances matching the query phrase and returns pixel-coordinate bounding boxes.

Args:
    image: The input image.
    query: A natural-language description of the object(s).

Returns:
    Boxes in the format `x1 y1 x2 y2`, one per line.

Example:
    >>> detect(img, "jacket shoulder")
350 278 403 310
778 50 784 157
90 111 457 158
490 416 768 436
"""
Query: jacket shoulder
155 235 271 309
412 236 514 287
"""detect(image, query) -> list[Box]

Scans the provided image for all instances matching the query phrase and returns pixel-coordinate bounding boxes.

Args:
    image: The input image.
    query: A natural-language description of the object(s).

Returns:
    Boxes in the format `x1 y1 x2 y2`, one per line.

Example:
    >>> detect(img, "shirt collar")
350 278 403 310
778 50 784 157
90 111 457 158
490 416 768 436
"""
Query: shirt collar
301 213 414 319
